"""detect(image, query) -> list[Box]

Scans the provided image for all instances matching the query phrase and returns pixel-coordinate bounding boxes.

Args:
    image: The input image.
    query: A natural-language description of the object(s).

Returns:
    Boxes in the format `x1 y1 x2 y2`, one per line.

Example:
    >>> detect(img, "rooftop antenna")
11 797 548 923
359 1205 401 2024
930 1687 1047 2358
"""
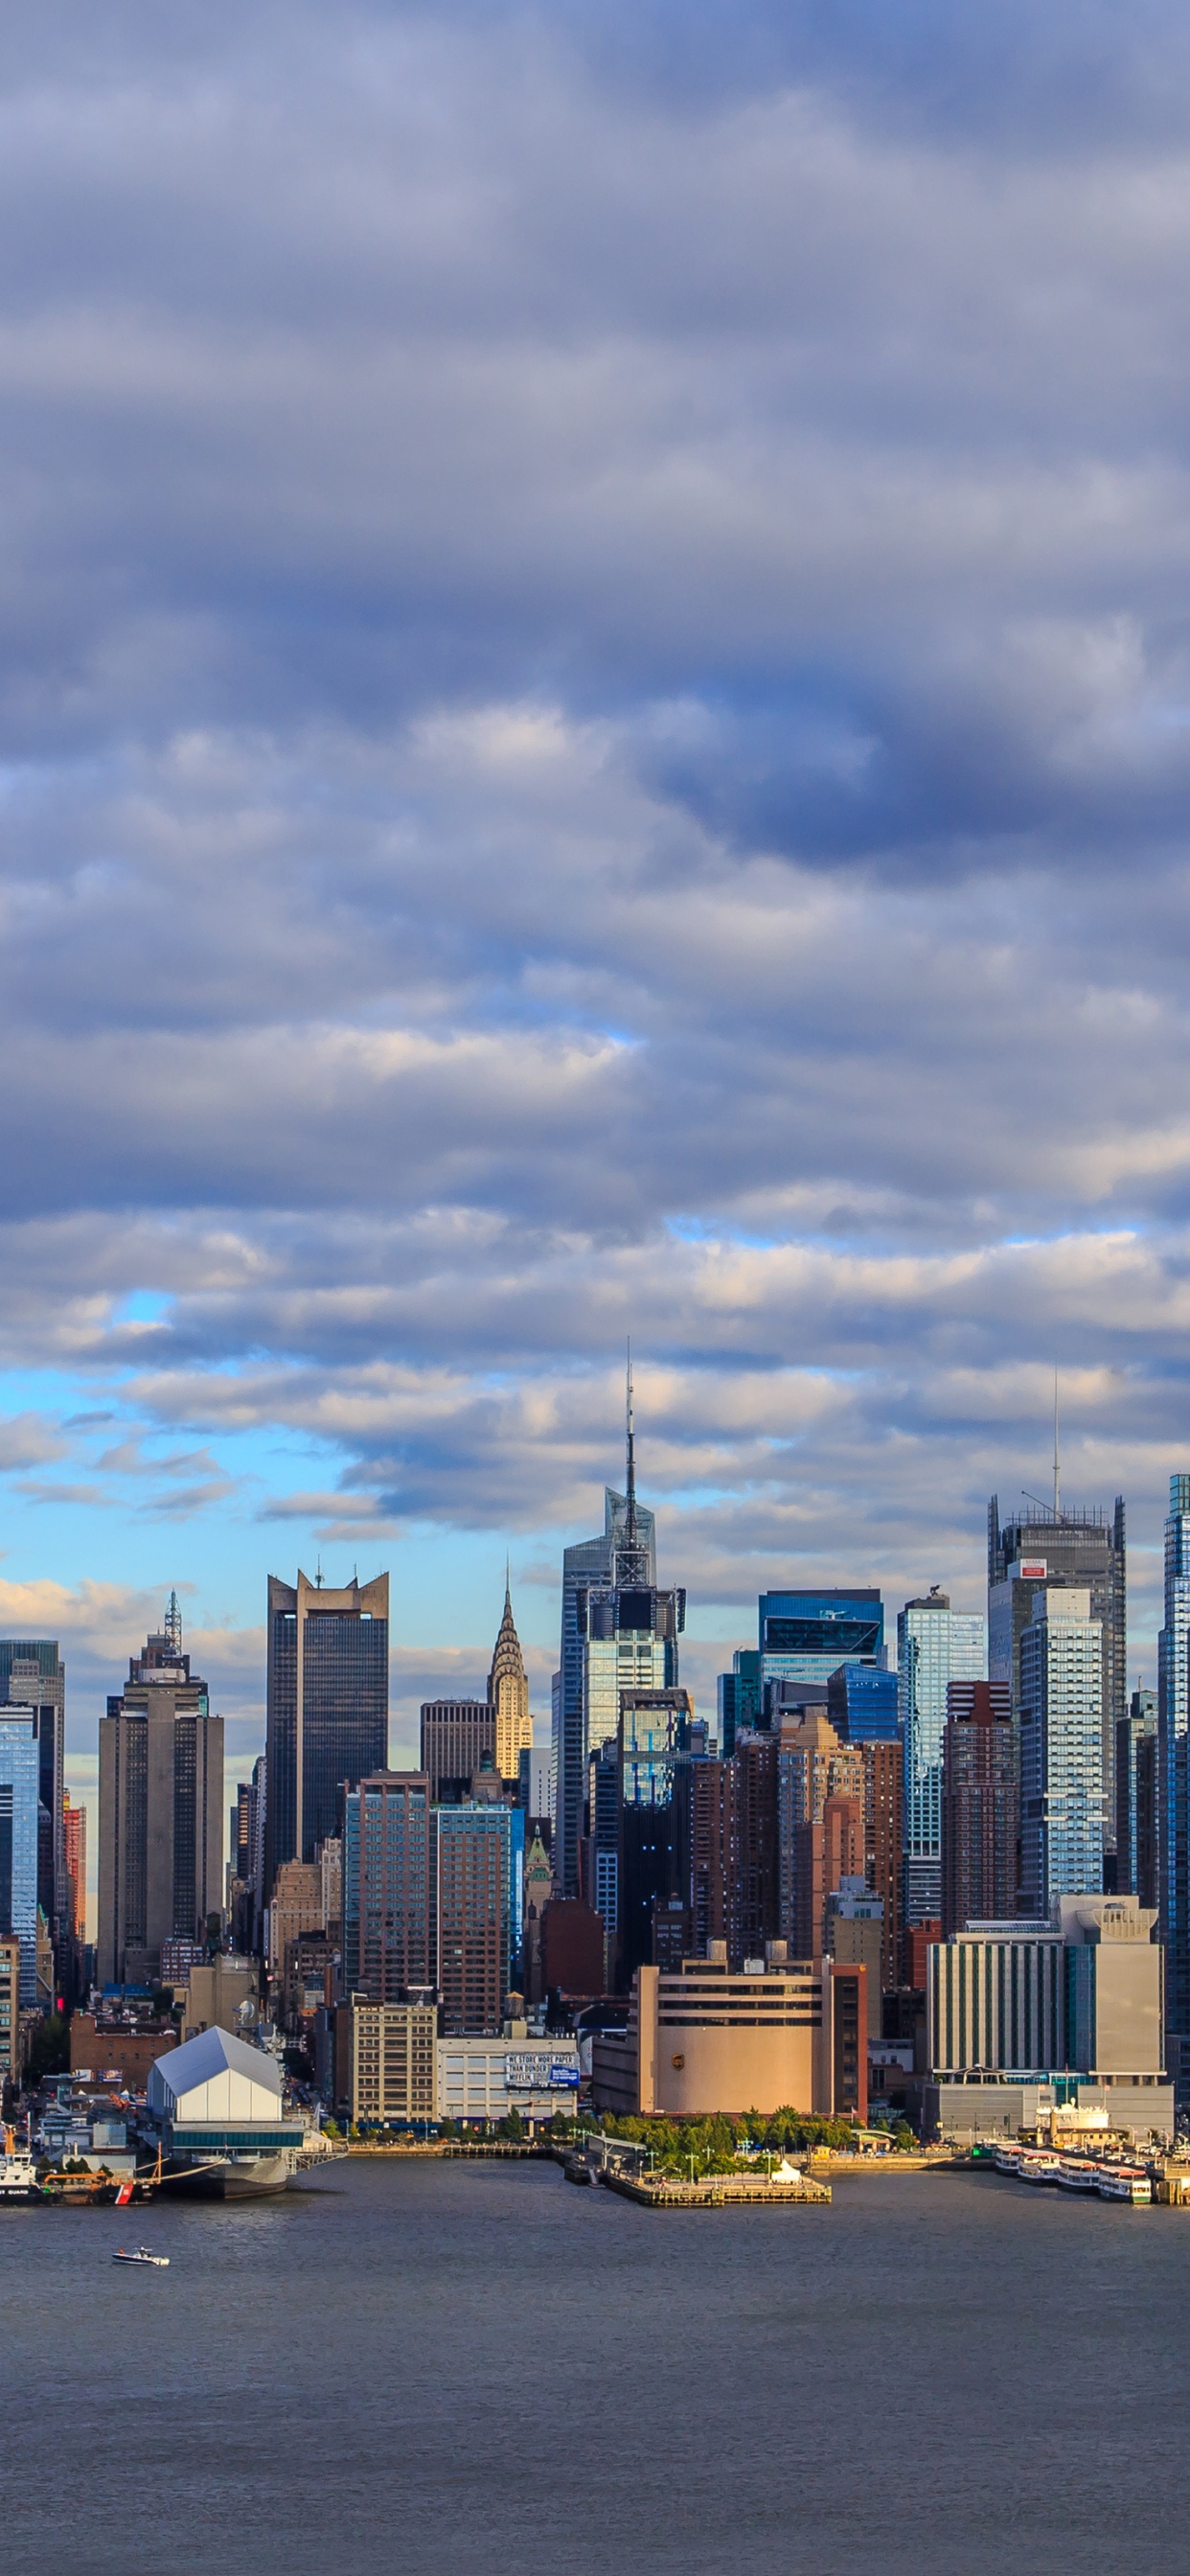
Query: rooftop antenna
315 1553 323 1589
1053 1366 1061 1522
165 1589 182 1652
626 1339 637 1543
505 1551 512 1604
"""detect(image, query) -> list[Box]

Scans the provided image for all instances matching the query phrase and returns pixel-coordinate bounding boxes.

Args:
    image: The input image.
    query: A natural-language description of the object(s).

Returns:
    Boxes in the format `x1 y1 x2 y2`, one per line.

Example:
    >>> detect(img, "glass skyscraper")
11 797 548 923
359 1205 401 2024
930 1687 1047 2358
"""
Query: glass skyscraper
264 1571 388 1895
1159 1475 1190 2041
0 1639 64 1943
1019 1589 1104 1915
899 1589 987 1924
342 1772 434 2002
759 1590 883 1694
0 1709 42 2005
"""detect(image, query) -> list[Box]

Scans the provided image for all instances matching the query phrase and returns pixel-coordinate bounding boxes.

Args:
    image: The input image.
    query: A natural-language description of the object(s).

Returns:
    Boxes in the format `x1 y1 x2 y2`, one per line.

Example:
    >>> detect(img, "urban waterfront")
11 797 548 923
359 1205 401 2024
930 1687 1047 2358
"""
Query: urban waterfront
5 2158 1190 2574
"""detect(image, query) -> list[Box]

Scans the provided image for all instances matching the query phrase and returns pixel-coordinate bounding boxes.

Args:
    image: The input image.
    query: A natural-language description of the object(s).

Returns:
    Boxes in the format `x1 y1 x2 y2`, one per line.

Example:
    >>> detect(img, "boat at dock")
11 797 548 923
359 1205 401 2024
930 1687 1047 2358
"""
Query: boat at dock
1094 2166 1152 2203
0 2126 37 2200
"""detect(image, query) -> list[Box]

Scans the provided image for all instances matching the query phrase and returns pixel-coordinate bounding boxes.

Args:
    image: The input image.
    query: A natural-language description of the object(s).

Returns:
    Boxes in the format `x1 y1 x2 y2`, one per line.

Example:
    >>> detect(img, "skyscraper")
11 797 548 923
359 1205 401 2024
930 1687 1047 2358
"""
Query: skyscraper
941 1680 1016 1937
1116 1688 1157 1908
827 1663 900 1742
899 1589 987 1924
717 1649 761 1757
488 1580 533 1783
0 1637 65 1943
555 1369 680 1897
988 1493 1126 1853
98 1603 223 1987
342 1772 434 2002
758 1591 883 1696
775 1707 865 1963
0 1709 41 2004
615 1686 695 1987
1019 1589 1105 1917
434 1802 515 2035
420 1700 496 1802
1159 1475 1190 2044
264 1571 388 1894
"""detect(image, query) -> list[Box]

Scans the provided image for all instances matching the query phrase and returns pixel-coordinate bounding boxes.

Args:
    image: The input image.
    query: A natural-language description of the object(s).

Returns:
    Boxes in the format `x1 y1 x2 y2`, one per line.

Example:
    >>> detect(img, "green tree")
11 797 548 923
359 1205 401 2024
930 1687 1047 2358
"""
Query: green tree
25 2012 69 2083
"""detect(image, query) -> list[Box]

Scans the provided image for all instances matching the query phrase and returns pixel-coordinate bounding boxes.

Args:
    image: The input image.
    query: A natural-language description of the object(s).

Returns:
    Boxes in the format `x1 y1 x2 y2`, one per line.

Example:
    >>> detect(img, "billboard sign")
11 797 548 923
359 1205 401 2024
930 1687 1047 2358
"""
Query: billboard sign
1019 1561 1047 1581
506 2052 580 2091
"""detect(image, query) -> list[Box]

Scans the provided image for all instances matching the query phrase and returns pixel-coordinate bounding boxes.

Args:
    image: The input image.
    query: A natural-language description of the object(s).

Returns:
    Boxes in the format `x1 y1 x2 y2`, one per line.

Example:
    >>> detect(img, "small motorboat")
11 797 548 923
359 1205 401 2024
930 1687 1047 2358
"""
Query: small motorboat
112 2245 170 2267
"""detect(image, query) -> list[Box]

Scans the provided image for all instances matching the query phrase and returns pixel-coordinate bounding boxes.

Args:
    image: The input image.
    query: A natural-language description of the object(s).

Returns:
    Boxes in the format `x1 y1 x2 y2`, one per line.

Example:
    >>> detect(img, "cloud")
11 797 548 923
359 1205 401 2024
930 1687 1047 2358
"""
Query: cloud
0 0 1184 1720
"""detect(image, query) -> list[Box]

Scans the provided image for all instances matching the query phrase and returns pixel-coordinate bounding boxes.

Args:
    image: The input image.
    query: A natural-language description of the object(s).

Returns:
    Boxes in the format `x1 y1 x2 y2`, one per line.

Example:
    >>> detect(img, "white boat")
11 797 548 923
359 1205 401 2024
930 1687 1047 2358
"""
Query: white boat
994 2146 1023 2175
0 2149 37 2200
1018 2153 1063 2184
112 2245 170 2267
1094 2167 1152 2204
1057 2159 1099 2191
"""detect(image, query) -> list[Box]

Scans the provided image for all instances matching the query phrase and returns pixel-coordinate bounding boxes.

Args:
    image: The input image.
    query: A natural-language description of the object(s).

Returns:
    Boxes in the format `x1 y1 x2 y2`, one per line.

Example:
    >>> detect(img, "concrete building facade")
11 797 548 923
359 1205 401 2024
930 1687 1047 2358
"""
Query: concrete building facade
591 1945 867 2120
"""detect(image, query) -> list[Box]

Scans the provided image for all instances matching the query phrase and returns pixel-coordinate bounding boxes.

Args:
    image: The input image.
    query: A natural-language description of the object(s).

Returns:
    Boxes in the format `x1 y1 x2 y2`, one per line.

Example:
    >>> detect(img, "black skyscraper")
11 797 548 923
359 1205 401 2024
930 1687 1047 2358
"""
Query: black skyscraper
264 1571 388 1898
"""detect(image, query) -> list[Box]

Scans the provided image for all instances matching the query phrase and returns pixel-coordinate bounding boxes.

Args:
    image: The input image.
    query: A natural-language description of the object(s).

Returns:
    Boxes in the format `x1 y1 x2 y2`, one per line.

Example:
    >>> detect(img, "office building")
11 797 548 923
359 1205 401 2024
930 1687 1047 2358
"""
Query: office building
555 1373 679 1898
0 1932 18 2081
522 1829 553 2004
759 1590 882 1696
860 1738 902 1991
1116 1689 1157 1908
775 1707 865 1963
342 1772 434 2003
266 1860 324 1983
591 1945 867 2121
540 1897 606 1996
941 1680 1016 1937
420 1701 496 1803
0 1709 38 2009
582 1734 619 1946
264 1571 388 1895
1019 1589 1104 1917
345 1999 438 2127
0 1637 65 1942
926 1896 1172 2143
616 1687 694 1987
899 1590 987 1924
826 1880 883 2036
1160 1476 1190 2049
97 1607 223 1988
827 1663 899 1742
436 2033 580 2128
435 1802 515 2035
61 1791 86 1999
488 1581 533 1784
732 1729 781 1966
989 1494 1126 1852
717 1650 761 1758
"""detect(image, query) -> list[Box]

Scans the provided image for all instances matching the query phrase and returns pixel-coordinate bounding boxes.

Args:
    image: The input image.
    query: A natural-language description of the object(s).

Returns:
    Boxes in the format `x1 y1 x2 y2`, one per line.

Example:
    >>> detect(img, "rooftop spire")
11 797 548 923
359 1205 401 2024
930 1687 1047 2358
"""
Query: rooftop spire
165 1588 182 1653
626 1339 637 1543
1053 1366 1061 1522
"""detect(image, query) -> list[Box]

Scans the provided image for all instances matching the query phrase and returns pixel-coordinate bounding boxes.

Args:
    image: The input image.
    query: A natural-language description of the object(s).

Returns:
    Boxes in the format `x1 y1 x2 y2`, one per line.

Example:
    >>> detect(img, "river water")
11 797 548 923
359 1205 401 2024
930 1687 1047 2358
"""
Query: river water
6 2157 1189 2573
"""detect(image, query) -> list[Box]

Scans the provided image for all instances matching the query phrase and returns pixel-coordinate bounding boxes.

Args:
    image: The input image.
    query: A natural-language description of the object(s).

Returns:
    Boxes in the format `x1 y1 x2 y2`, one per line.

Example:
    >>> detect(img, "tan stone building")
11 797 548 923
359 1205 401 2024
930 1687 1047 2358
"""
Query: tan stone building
267 1859 323 1981
488 1579 534 1783
592 1944 867 2120
345 1999 438 2125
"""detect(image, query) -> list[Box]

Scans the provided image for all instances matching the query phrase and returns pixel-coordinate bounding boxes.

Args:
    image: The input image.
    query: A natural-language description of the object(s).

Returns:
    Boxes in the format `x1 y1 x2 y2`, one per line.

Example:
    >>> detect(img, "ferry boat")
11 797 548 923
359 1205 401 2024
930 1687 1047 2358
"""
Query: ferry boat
1018 2151 1063 2184
1057 2158 1099 2191
112 2245 170 2267
1094 2166 1152 2204
994 2146 1023 2175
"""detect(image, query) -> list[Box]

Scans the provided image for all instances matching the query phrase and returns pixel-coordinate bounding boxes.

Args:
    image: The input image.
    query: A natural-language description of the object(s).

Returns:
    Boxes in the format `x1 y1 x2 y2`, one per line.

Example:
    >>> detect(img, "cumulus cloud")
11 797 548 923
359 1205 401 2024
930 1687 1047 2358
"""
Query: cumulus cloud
0 0 1185 1733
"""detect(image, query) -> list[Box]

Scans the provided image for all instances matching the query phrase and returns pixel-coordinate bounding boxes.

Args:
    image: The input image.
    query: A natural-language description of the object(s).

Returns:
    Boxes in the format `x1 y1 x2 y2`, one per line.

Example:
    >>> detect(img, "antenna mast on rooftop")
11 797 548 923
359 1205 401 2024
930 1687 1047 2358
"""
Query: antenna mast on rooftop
626 1340 637 1544
165 1589 182 1653
1053 1367 1061 1522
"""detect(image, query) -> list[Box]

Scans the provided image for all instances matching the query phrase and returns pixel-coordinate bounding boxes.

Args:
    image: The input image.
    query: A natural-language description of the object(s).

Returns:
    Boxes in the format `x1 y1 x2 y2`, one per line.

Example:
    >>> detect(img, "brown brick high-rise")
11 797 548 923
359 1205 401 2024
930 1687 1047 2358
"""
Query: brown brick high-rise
941 1679 1016 1937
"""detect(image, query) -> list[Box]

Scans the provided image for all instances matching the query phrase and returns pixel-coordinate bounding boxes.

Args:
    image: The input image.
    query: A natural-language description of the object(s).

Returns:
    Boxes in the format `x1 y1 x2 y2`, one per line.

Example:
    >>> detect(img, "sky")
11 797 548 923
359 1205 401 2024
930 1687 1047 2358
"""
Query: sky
2 1 1190 1869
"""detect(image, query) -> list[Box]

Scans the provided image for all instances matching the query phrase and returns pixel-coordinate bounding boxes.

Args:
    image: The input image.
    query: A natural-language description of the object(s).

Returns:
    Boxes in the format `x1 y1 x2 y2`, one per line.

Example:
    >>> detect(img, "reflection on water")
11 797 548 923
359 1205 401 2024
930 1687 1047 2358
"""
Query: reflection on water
6 2159 1190 2574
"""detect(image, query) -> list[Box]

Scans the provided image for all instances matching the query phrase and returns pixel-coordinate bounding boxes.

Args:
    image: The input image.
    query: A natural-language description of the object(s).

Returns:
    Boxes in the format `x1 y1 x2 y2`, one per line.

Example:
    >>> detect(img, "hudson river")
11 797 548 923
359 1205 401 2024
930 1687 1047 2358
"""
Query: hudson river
8 2158 1190 2572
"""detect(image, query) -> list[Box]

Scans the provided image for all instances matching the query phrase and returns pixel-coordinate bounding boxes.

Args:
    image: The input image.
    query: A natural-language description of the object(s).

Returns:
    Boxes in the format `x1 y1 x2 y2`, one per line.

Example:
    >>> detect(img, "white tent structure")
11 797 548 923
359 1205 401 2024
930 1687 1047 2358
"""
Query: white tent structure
148 2025 303 2195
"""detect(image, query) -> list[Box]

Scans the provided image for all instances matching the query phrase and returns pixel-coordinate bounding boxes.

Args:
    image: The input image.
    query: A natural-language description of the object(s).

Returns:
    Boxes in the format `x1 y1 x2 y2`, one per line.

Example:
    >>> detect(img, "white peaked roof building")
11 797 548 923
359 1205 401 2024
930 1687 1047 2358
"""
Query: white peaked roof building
148 2024 295 2144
